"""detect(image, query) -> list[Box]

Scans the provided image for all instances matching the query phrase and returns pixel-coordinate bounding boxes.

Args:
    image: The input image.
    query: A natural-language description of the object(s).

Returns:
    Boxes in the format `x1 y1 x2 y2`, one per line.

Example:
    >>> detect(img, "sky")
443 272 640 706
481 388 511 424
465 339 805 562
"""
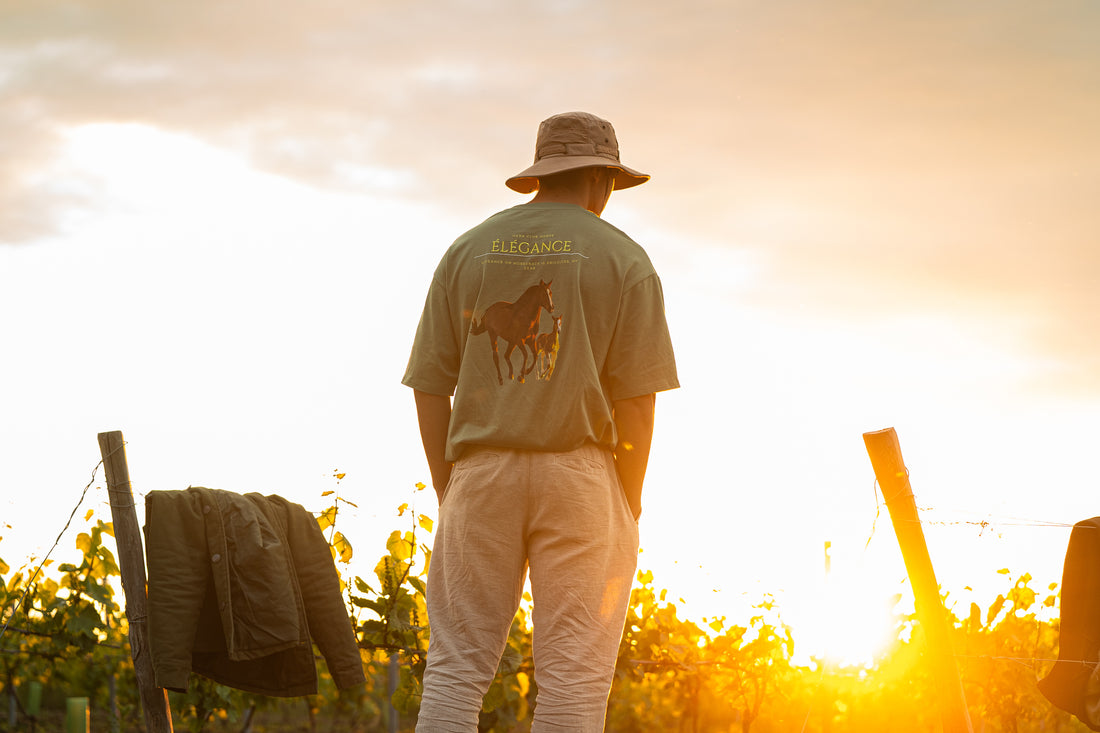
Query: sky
2 0 1099 663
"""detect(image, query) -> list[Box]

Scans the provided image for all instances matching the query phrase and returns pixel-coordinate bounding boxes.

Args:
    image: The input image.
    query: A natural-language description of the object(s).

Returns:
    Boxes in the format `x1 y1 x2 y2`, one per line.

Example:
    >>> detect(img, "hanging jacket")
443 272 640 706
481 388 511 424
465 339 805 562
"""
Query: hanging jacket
1038 516 1100 730
144 487 365 697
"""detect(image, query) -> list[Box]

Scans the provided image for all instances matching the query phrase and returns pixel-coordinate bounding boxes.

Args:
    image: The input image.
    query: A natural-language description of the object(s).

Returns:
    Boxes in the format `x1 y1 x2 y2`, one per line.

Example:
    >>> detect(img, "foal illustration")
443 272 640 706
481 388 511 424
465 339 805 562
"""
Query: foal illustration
470 280 554 385
533 314 563 381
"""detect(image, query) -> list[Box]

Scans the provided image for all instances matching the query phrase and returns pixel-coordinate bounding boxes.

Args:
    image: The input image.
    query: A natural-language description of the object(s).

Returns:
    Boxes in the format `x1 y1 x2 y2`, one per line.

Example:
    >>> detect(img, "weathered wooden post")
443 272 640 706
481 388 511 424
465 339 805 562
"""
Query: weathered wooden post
863 427 973 733
97 431 173 733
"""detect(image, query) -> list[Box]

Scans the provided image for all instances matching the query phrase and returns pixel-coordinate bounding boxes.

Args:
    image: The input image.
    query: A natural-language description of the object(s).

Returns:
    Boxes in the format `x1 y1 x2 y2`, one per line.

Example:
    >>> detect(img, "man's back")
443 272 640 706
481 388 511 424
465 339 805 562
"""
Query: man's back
405 201 675 462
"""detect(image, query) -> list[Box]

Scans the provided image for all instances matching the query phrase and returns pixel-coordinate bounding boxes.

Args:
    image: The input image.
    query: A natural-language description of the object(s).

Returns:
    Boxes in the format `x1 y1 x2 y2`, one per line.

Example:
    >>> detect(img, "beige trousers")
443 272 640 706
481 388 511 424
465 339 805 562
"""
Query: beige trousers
415 444 640 733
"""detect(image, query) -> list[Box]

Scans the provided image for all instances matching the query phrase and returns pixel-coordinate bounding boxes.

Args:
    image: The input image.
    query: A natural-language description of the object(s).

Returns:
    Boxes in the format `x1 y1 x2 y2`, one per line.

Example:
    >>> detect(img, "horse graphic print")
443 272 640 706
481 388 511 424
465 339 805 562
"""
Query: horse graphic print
470 279 561 385
533 314 562 381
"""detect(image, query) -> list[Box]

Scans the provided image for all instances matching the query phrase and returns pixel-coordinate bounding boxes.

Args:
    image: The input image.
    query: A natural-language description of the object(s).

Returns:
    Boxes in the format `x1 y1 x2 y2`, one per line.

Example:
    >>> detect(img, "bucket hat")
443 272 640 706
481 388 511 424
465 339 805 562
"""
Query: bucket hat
506 111 649 194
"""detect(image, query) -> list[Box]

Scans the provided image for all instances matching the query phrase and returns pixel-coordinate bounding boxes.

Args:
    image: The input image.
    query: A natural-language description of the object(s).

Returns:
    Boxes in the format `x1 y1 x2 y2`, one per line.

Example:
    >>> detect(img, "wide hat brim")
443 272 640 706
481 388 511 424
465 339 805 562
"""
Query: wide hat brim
505 111 650 194
506 158 650 194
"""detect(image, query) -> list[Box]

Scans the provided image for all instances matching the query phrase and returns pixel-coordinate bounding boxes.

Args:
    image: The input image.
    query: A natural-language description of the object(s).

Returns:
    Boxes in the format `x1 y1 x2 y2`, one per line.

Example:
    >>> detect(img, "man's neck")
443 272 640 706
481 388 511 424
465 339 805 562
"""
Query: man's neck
529 181 610 216
529 190 588 208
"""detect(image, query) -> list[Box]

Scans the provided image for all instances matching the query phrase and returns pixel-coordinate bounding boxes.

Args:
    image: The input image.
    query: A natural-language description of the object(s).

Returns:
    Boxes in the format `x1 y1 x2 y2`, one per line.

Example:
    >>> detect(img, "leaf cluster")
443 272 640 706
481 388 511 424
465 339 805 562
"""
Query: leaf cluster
2 487 1094 733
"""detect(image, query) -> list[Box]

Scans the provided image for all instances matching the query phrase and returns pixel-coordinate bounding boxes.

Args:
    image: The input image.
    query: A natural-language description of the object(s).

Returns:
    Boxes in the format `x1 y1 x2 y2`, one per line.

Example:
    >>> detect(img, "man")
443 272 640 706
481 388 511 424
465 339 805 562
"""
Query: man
402 111 678 732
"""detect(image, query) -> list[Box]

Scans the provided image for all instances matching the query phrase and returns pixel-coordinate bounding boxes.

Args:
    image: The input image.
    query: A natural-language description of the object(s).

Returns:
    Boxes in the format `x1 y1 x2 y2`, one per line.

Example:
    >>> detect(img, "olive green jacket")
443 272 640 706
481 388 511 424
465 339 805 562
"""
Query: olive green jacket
144 487 365 697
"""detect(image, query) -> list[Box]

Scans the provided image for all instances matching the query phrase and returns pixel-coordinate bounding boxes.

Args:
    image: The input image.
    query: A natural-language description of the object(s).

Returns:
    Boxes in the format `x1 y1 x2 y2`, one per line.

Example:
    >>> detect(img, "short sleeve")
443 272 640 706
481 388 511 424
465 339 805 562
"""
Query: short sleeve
603 274 679 400
402 276 461 396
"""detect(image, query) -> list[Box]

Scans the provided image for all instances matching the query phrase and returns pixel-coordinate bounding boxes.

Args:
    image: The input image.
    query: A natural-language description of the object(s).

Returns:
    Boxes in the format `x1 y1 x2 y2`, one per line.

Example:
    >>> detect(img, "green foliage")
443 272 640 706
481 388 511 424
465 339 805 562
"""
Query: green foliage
609 578 799 732
349 501 432 710
1 485 1093 733
956 570 1069 732
0 519 143 730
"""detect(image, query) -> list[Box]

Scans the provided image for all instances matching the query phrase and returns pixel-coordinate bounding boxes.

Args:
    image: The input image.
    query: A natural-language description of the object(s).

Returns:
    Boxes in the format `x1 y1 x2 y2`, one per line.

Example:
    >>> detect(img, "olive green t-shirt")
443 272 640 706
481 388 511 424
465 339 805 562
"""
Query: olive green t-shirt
403 202 678 462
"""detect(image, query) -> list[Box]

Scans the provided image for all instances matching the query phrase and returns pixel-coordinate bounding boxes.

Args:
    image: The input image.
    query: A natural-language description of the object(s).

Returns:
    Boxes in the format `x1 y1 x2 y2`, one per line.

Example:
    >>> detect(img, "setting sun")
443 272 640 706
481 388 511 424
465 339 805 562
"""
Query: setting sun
786 570 902 669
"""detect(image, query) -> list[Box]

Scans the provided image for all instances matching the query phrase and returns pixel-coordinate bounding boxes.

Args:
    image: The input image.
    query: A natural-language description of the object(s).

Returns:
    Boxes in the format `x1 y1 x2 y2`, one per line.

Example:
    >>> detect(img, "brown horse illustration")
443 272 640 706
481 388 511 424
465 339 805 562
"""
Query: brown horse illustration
470 280 553 385
534 314 563 381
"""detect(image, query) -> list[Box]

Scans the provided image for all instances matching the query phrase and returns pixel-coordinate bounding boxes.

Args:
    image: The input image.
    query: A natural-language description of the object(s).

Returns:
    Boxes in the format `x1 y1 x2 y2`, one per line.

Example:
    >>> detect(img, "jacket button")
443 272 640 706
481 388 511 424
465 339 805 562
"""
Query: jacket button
211 554 221 562
203 505 212 514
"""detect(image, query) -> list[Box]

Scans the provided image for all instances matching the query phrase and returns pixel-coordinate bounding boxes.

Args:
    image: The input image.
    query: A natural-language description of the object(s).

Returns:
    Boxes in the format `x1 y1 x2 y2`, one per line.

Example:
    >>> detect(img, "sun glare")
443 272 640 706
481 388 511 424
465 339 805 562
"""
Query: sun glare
785 558 902 668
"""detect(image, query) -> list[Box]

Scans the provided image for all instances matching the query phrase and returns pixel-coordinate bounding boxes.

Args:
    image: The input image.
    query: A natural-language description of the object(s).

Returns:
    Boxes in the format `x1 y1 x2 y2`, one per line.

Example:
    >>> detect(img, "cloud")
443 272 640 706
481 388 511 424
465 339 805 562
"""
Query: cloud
2 0 1098 388
599 2 1100 392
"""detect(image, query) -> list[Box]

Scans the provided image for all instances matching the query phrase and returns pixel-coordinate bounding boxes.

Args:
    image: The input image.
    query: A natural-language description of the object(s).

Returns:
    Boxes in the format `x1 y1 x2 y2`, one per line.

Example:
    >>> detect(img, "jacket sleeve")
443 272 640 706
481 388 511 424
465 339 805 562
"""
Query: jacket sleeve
145 490 210 692
1038 516 1100 730
276 497 366 691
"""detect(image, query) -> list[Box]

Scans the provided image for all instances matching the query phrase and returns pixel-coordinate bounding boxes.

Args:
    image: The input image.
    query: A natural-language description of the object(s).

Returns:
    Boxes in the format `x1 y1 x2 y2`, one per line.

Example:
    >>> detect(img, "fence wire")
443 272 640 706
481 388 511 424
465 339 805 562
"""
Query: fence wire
3 453 1096 672
0 451 112 644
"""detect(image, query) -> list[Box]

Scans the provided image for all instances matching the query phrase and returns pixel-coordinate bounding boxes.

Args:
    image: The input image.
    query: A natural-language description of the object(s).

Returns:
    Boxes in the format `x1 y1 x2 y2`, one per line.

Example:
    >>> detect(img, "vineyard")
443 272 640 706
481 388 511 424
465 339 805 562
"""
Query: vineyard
0 485 1090 733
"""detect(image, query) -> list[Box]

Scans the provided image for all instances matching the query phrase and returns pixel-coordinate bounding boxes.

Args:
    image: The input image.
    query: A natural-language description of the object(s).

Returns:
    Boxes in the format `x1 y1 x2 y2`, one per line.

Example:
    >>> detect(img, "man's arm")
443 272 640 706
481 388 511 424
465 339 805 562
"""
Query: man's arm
413 389 454 504
613 392 656 520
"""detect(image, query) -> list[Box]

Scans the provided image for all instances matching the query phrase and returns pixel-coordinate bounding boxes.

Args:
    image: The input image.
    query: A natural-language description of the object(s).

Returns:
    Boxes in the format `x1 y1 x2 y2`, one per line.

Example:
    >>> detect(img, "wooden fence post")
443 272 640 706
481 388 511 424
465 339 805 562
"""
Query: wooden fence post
97 431 173 733
863 427 973 733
